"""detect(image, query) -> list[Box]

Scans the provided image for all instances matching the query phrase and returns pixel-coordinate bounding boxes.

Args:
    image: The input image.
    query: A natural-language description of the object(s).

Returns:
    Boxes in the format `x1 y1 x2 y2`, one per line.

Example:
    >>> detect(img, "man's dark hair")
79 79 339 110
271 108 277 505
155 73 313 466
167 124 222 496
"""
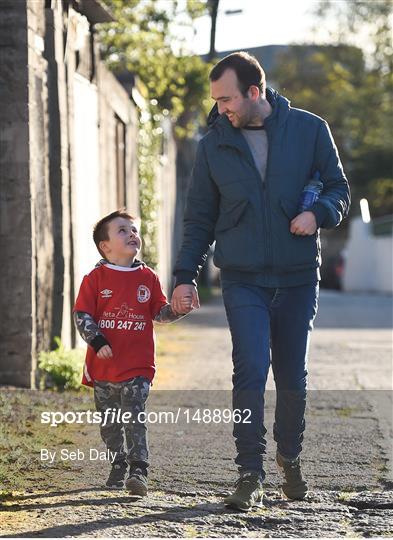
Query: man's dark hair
93 209 136 258
209 51 266 97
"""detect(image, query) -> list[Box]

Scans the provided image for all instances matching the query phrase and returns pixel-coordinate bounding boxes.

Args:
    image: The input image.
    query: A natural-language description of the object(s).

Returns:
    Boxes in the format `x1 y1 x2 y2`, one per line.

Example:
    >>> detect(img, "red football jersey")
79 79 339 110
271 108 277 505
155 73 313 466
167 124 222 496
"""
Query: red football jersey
73 263 167 386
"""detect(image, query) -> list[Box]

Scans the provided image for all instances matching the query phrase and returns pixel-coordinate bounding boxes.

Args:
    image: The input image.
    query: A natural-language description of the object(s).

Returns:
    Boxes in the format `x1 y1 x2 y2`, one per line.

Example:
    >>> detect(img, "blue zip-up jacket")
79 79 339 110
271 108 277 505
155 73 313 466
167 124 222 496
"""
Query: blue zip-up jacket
174 88 350 287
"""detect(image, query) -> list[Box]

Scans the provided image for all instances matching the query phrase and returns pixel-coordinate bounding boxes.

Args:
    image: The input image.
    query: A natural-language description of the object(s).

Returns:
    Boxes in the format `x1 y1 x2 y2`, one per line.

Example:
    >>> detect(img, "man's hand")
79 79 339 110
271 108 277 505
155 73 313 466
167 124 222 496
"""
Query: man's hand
97 345 113 359
180 295 193 312
171 284 200 314
290 211 317 236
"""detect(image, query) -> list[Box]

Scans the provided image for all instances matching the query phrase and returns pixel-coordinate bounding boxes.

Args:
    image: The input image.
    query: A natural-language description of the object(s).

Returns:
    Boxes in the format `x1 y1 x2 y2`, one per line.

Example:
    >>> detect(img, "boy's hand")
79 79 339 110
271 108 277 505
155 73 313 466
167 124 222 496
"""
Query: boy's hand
97 345 113 359
171 284 199 314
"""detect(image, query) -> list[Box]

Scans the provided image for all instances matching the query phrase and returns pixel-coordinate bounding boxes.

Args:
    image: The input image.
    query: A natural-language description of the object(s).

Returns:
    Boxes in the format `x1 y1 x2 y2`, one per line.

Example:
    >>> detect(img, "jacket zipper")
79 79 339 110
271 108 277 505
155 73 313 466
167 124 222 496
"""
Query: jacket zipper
236 136 270 268
243 157 270 269
263 134 273 271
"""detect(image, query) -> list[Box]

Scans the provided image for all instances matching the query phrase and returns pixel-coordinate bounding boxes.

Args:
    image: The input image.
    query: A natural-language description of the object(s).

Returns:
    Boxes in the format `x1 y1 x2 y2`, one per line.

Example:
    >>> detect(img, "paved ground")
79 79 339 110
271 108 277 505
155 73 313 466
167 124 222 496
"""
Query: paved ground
0 289 392 538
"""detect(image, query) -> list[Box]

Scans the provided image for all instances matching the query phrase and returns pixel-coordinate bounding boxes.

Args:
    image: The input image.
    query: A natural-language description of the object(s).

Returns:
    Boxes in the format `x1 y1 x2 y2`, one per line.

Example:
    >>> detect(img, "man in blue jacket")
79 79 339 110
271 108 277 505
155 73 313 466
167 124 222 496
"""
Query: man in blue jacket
171 52 350 511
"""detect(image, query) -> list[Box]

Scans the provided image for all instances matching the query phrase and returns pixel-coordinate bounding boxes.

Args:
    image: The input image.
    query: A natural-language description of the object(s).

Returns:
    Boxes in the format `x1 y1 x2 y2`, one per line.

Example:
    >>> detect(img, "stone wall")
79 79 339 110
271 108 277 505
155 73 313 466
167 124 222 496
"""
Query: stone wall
0 0 140 386
44 1 73 350
0 0 55 386
28 0 55 382
156 118 178 296
97 62 139 218
0 1 33 387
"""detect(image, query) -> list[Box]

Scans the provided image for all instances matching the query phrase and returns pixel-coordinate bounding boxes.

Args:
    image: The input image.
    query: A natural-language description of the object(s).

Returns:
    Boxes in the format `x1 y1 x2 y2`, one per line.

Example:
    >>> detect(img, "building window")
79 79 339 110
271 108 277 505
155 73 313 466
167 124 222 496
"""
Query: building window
115 115 126 208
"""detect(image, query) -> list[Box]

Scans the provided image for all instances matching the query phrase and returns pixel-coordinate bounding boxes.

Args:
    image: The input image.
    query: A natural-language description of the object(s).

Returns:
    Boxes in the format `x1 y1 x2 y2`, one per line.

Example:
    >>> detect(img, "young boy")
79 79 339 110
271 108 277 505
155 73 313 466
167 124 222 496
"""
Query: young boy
73 210 192 495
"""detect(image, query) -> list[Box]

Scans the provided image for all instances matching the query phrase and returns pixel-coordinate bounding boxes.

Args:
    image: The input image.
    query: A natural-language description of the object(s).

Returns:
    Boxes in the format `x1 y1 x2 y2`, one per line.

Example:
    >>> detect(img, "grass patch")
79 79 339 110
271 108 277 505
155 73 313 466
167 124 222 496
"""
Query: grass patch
337 490 356 502
38 337 85 391
0 322 194 495
183 525 199 537
0 388 94 495
335 407 356 418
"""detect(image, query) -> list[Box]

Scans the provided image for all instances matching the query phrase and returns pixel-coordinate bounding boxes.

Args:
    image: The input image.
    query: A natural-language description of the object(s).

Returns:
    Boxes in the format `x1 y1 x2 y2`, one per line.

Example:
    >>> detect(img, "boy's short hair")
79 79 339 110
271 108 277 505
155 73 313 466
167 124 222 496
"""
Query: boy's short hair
209 51 266 97
93 209 136 258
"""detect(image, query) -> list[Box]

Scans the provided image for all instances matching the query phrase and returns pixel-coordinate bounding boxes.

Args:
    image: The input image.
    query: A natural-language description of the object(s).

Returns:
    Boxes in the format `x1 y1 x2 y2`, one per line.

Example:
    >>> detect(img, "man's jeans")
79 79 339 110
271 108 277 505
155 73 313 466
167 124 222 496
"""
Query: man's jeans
221 281 319 479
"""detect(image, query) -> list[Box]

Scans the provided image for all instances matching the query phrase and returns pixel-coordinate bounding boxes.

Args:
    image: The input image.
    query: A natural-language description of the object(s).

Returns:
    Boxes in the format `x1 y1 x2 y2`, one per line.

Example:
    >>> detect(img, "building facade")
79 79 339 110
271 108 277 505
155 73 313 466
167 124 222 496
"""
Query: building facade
0 0 143 387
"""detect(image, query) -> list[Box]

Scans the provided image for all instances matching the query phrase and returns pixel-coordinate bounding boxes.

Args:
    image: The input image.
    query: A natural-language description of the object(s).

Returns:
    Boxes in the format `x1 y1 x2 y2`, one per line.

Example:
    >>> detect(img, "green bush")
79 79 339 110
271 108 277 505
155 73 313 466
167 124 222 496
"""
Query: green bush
38 337 85 391
368 178 393 218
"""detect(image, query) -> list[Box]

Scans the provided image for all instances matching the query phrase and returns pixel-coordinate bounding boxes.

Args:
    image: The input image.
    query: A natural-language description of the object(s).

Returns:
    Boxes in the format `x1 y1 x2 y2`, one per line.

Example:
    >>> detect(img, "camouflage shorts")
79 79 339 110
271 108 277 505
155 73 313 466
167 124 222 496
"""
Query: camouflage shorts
94 376 151 468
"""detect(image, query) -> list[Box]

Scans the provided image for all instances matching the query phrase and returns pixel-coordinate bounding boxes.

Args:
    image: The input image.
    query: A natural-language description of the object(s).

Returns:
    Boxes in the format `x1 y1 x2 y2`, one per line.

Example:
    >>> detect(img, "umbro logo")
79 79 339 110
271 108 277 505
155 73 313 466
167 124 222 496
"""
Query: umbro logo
101 289 113 298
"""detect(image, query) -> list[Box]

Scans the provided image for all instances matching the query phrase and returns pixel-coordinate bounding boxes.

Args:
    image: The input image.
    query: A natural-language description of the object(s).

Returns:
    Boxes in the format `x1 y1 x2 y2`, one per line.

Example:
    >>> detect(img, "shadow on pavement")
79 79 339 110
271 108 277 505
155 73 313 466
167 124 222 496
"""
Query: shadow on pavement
2 494 144 513
2 502 228 538
0 487 105 503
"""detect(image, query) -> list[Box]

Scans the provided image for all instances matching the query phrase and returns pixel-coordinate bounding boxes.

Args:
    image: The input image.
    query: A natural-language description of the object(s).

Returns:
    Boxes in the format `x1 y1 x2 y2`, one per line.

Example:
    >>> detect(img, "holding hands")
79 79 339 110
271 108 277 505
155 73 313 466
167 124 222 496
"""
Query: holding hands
171 284 200 315
96 284 198 361
96 285 198 361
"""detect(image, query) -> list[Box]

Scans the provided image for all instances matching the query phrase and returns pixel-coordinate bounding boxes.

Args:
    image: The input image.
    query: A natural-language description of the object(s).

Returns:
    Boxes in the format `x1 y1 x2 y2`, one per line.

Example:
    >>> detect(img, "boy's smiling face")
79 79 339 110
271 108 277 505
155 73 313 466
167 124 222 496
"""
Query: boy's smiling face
99 217 141 265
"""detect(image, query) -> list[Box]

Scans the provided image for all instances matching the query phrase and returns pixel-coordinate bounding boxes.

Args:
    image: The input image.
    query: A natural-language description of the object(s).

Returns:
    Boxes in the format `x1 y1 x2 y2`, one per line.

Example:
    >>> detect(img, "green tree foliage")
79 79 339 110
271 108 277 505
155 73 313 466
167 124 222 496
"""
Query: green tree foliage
368 178 393 217
272 45 363 160
99 0 211 132
313 0 392 72
313 0 392 217
272 1 392 218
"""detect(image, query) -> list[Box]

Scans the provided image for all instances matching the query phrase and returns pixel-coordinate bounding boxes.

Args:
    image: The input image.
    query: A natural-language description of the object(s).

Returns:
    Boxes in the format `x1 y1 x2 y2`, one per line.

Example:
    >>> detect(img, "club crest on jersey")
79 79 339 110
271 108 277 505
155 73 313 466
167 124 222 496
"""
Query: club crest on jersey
101 289 113 298
137 285 151 303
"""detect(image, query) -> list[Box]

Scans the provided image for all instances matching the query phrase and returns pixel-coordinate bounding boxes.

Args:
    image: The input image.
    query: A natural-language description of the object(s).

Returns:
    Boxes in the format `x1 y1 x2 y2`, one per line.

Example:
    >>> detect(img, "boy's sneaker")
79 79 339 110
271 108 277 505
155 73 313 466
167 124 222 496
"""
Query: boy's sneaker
276 451 308 500
105 461 128 489
125 467 148 496
224 472 263 512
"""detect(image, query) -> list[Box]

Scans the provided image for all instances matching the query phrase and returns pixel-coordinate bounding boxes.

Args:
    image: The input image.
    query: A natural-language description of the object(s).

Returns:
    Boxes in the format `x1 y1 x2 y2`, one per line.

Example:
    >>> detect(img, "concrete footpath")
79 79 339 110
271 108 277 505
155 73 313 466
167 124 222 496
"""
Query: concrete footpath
0 289 392 538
